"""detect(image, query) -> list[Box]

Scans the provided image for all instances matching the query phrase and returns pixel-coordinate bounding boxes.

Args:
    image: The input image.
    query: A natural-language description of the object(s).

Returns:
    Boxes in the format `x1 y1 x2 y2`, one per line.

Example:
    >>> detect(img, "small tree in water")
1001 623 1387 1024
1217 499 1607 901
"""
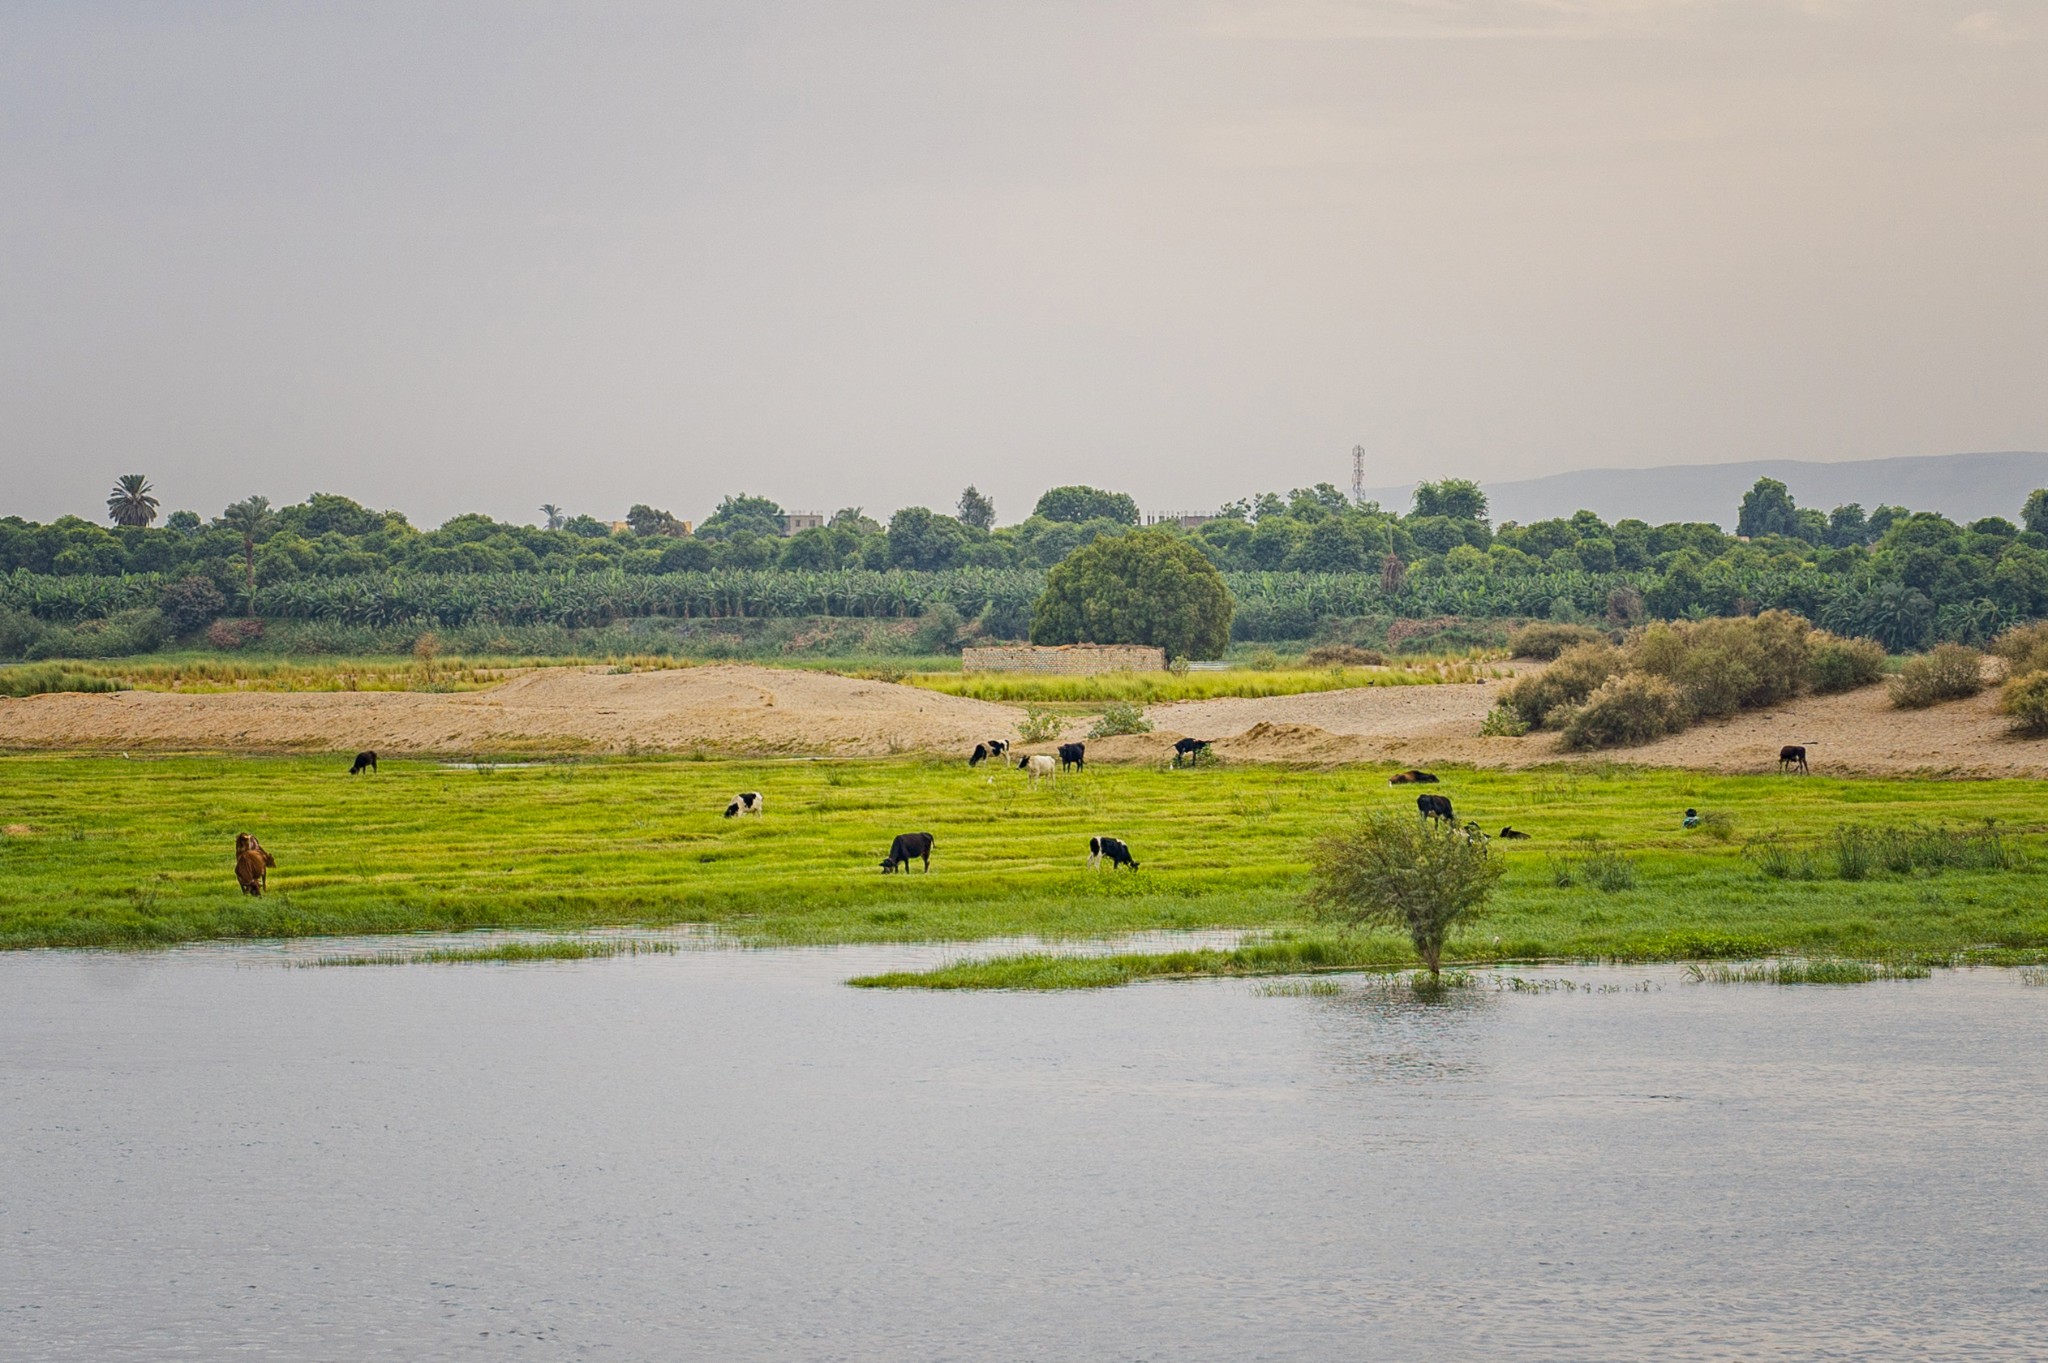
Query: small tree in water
1307 813 1504 980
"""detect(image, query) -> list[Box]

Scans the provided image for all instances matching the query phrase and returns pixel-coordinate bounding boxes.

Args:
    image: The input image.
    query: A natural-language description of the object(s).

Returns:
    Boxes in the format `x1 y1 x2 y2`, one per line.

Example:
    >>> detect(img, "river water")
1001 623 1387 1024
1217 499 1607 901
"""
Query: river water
3 944 2044 1361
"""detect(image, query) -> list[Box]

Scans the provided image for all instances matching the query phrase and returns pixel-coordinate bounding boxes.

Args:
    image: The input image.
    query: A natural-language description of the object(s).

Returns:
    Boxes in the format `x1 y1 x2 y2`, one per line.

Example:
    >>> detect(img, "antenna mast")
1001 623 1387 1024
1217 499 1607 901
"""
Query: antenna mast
1351 445 1366 505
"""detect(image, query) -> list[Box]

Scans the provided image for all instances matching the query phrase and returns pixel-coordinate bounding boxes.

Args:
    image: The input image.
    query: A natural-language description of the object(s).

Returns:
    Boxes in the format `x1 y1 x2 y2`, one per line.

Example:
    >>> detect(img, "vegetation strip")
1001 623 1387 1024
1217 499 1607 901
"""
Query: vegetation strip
296 939 679 967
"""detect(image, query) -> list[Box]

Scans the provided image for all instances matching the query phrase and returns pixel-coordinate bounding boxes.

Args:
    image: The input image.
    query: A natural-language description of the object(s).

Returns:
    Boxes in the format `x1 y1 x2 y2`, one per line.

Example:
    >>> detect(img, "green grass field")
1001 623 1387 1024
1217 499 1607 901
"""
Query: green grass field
902 661 1501 702
4 755 2047 985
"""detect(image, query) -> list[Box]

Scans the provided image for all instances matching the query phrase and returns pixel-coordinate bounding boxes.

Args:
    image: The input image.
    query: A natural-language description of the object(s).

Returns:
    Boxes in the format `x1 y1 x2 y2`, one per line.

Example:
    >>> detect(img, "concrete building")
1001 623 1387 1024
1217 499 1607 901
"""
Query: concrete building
779 513 825 537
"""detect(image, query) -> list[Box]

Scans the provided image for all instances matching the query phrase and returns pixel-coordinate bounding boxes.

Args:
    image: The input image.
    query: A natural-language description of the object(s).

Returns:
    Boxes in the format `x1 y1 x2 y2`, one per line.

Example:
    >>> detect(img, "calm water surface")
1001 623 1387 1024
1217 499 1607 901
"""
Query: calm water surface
2 945 2044 1361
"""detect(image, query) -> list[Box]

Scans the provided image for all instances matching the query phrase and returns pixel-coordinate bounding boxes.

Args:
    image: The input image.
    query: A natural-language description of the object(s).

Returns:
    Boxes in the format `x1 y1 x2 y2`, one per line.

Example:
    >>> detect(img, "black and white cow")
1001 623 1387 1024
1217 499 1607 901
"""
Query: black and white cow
968 738 1014 766
880 831 935 873
1416 793 1454 823
1089 835 1138 871
723 791 764 818
1058 741 1086 773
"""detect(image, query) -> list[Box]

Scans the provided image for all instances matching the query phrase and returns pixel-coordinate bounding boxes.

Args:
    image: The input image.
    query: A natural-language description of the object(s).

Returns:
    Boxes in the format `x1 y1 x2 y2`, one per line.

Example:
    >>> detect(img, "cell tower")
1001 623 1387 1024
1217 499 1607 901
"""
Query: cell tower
1351 445 1366 505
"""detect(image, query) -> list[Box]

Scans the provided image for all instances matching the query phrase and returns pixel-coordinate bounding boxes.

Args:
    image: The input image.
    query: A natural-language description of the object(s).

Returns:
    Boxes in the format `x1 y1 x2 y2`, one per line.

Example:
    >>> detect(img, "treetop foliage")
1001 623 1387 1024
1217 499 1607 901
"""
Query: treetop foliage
1030 528 1232 660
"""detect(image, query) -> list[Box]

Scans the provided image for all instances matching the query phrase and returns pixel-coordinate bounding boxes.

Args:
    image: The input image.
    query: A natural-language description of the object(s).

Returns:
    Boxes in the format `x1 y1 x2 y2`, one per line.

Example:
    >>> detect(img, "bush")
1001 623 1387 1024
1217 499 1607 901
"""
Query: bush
1500 641 1621 729
1548 840 1639 892
23 608 168 660
1506 621 1604 660
1991 622 2048 679
1478 702 1529 737
1017 705 1062 743
1998 669 2048 736
1560 674 1686 750
206 618 266 651
1888 643 1985 709
1636 611 1811 720
1087 701 1154 738
0 606 46 660
158 575 227 636
1805 633 1886 694
1302 644 1386 668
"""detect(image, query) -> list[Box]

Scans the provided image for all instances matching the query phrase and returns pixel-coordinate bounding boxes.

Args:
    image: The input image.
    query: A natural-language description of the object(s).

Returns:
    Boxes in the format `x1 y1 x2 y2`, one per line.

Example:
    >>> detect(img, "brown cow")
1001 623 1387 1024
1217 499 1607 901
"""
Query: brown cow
234 832 275 896
1778 745 1809 774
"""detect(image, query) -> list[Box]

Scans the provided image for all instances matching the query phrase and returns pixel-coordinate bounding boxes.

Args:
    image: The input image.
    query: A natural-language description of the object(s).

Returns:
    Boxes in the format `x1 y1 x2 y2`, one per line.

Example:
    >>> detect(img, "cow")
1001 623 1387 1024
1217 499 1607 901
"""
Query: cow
1416 793 1455 823
1019 753 1057 785
970 739 1013 766
724 791 764 818
1388 769 1439 785
1171 738 1211 767
880 831 934 873
1058 742 1086 773
349 750 377 775
1779 745 1809 774
234 833 275 896
1498 826 1531 840
1089 835 1139 871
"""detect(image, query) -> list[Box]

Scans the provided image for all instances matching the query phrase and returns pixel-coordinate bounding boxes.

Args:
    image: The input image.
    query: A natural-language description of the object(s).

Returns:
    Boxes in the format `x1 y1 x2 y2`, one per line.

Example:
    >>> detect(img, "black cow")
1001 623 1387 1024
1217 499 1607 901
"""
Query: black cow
1089 835 1139 870
1498 826 1531 840
348 750 377 775
1171 738 1211 766
1417 793 1454 823
1388 769 1439 785
880 831 935 873
1779 744 1809 774
1058 742 1086 773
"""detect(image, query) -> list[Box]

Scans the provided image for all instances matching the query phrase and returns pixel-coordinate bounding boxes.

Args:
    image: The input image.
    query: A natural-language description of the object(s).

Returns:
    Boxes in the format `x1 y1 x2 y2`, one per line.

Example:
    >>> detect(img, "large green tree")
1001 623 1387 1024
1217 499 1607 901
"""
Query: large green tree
1411 478 1488 523
1030 528 1232 659
1032 485 1139 526
1737 477 1800 539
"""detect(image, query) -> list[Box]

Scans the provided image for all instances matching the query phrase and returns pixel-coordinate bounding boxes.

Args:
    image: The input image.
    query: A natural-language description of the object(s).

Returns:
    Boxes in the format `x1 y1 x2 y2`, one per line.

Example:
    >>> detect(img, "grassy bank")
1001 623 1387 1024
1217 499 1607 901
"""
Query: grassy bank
4 756 2048 974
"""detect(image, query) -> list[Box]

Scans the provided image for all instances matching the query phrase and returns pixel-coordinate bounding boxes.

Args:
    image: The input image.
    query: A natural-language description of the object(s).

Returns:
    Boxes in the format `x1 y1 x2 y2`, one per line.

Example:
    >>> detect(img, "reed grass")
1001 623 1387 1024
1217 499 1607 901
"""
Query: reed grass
1682 958 1931 985
903 663 1497 703
297 938 680 967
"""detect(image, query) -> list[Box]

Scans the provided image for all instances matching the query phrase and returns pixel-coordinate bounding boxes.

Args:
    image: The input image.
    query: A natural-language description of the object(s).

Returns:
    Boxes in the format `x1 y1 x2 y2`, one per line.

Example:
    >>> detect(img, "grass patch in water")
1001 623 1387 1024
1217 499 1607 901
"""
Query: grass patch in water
299 938 679 967
1682 958 1930 985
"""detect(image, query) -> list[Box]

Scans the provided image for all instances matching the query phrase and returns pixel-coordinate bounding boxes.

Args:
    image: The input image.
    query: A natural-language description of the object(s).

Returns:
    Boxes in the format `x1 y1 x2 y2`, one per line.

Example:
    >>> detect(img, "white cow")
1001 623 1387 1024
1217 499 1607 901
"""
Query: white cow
1018 754 1056 786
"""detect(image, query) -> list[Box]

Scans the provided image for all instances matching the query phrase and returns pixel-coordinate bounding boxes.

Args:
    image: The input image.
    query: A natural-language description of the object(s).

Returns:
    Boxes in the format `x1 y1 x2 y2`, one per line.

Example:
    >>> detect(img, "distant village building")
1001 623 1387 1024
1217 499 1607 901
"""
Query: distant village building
1145 512 1213 530
779 513 825 537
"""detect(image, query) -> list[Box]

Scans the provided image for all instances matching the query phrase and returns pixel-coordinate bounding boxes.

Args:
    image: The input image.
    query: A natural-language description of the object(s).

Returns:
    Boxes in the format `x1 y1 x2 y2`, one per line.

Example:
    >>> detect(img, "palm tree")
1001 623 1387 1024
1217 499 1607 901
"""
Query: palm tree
106 475 160 528
219 496 276 606
539 504 566 531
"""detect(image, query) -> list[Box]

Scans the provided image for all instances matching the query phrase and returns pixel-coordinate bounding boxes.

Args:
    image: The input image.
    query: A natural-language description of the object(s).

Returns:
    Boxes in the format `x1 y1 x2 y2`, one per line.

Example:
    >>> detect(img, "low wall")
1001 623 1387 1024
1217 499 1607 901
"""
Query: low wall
962 644 1167 675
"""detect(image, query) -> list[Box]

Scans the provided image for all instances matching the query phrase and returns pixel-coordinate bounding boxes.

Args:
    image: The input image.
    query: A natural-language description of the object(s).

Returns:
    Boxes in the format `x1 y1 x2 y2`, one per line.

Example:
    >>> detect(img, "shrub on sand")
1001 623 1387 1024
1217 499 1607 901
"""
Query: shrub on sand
1888 644 1985 709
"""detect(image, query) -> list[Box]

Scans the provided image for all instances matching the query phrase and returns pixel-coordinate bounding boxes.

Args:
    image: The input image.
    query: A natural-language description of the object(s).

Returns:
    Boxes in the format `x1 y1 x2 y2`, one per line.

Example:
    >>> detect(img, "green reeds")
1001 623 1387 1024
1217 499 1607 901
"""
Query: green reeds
298 938 679 967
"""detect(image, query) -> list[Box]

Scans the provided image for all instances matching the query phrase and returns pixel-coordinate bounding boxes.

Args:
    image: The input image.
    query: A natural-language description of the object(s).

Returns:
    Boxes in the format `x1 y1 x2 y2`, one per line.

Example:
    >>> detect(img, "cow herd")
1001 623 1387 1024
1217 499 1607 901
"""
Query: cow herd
222 736 1817 893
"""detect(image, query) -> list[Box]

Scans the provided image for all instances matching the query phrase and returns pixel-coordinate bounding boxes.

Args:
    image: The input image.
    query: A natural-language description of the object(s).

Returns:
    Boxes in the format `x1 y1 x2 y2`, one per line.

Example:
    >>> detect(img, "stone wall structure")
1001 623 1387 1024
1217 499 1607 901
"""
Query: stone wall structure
962 643 1167 674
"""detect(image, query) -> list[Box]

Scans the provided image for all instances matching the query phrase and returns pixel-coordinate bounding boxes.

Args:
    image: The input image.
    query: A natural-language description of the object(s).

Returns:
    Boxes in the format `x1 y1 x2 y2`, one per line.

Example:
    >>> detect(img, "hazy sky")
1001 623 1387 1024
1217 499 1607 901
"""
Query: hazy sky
4 1 2044 528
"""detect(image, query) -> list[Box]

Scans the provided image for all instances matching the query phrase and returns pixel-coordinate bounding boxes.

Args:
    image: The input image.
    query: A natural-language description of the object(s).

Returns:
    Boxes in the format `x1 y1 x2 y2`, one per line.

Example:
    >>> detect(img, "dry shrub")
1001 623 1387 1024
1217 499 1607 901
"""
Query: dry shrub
1627 610 1811 719
1998 669 2048 736
205 618 264 651
1991 622 2048 679
1805 633 1887 694
1888 644 1986 709
1501 642 1621 729
1506 621 1605 660
1302 643 1386 668
1560 674 1686 750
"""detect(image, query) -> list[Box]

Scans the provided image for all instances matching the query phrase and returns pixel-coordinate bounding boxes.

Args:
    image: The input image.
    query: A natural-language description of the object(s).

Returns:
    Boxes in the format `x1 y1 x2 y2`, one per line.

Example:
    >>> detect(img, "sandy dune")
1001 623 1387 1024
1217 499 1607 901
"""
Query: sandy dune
2 661 2041 776
0 665 1025 759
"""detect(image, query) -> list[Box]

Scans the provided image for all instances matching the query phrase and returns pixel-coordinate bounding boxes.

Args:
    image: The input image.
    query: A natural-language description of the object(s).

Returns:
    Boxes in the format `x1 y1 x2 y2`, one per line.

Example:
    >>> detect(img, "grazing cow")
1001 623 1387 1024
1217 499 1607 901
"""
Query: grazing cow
970 743 989 766
723 791 764 818
1416 793 1455 823
1058 741 1086 773
879 831 934 873
1499 826 1531 840
1388 769 1440 785
349 750 377 775
986 739 1010 760
1171 738 1211 766
1089 835 1139 871
1019 753 1057 785
233 832 275 896
1778 744 1809 774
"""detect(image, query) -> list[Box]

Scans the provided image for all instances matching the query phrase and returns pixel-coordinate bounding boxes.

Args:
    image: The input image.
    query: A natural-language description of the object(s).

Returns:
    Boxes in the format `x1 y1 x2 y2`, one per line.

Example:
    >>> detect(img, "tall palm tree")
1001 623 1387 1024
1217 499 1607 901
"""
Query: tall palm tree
106 474 160 528
539 504 566 531
219 496 276 606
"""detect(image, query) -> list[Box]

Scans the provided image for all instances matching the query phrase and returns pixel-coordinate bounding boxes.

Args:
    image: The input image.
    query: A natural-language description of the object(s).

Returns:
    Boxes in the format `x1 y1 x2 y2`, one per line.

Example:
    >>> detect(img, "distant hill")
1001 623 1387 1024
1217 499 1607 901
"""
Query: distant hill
1364 451 2048 529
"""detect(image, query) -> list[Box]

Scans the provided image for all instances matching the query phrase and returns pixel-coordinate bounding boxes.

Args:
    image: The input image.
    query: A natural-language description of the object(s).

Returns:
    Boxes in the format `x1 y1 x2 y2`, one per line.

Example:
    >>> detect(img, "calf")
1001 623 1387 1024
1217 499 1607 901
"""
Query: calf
1388 769 1439 785
349 750 377 775
1498 826 1531 840
723 791 764 818
1778 744 1809 774
233 832 275 896
880 831 934 873
1058 741 1086 773
1019 753 1057 785
1089 835 1139 871
1416 793 1455 823
1171 737 1211 766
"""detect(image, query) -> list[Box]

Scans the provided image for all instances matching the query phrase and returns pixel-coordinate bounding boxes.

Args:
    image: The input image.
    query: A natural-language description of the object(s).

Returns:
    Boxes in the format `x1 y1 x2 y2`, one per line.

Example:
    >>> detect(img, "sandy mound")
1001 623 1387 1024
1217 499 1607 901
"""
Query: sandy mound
0 665 1026 759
